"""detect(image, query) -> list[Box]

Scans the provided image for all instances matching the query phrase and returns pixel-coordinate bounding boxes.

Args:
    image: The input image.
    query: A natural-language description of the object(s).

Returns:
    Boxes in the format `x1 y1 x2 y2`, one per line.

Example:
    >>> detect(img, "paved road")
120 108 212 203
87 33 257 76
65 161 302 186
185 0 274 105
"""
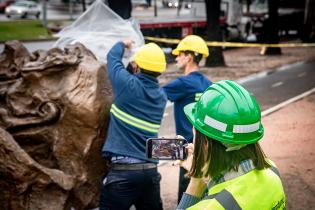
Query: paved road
159 61 315 137
240 61 315 110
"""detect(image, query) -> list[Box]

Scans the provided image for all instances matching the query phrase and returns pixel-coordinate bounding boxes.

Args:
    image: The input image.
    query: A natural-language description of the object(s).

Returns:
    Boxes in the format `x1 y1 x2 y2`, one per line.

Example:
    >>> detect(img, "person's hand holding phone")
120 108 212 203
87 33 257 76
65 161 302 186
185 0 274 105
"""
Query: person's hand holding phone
174 143 194 171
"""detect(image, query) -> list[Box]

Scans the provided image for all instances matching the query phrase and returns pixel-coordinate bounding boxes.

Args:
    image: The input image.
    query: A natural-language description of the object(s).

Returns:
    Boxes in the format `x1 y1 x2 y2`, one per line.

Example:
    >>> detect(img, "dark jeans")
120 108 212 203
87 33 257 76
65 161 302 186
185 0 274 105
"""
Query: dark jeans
177 167 190 203
100 167 163 210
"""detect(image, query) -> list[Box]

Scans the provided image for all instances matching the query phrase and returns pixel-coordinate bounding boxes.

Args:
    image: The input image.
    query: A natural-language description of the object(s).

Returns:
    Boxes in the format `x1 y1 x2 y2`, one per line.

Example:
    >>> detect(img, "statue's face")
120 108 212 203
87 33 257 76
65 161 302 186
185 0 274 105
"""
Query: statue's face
0 41 112 208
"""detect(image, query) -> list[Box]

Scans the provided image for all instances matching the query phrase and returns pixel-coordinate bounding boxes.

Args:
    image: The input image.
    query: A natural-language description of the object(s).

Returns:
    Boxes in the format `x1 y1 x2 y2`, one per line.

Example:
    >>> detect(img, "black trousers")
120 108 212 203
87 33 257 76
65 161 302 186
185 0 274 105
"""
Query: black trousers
177 167 190 203
100 167 163 210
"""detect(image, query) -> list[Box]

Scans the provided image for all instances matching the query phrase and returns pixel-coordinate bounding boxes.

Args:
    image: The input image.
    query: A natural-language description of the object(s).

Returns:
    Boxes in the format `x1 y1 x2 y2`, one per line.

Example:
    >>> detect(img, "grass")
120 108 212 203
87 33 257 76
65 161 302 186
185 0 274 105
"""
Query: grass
0 20 53 42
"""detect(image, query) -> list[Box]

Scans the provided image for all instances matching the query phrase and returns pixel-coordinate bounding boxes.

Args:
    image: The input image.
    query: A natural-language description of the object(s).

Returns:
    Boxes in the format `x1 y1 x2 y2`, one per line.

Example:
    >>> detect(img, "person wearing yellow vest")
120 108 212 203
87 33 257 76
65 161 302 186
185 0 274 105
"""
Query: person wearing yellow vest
176 80 286 210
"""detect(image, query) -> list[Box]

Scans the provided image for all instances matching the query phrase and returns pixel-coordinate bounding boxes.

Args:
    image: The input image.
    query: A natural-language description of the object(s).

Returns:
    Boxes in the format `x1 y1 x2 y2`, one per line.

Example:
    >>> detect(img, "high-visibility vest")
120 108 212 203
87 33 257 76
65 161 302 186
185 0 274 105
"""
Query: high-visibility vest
187 166 285 210
195 92 203 101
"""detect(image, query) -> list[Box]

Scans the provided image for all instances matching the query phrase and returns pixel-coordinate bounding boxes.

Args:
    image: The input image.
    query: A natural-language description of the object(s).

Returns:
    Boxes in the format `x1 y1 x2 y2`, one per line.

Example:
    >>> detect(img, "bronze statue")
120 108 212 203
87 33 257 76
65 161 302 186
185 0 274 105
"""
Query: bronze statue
0 41 112 210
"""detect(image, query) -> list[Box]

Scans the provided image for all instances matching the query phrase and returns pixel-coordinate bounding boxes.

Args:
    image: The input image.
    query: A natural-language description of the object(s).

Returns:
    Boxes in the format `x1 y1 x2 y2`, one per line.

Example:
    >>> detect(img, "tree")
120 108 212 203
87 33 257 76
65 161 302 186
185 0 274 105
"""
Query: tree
261 0 281 55
81 0 86 12
205 0 226 67
107 0 132 19
303 0 315 42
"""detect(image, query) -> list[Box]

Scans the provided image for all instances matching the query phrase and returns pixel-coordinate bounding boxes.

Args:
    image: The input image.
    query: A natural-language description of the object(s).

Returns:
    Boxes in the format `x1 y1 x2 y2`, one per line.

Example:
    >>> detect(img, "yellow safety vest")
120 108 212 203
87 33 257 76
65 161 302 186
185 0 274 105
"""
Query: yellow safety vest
195 93 203 101
187 166 285 210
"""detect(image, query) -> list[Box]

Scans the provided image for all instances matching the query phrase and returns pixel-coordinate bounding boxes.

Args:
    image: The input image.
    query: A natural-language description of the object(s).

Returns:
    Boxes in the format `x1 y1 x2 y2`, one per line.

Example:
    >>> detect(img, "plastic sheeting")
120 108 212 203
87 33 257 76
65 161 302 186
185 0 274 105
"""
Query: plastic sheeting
54 0 144 64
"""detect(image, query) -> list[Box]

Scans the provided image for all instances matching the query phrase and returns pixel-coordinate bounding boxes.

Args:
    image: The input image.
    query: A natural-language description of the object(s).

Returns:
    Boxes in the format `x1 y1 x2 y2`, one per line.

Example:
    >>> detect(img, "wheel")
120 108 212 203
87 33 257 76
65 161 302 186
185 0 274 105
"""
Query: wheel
6 14 10 18
21 12 27 19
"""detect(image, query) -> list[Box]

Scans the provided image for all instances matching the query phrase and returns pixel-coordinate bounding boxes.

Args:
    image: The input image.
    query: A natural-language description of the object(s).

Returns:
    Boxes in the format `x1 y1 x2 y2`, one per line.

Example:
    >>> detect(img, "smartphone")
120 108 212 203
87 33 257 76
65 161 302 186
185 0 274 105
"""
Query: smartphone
146 138 188 160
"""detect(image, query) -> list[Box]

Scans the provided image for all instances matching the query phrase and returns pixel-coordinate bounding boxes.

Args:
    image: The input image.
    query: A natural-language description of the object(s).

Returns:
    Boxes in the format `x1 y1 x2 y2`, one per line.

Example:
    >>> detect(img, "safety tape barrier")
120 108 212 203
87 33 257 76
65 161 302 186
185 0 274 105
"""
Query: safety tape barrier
144 36 315 48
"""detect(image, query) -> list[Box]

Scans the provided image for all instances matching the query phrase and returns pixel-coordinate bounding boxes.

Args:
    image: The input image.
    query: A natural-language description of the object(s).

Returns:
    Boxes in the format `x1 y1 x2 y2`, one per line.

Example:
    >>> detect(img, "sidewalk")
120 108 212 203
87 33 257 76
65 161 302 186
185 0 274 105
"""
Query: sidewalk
261 93 315 210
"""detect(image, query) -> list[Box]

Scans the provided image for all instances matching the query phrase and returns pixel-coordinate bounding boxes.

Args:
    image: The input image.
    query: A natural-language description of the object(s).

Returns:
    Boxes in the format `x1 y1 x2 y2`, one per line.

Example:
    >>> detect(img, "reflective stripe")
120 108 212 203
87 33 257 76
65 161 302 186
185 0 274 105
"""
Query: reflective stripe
204 116 227 132
204 115 261 134
233 122 260 133
205 189 242 210
195 93 203 101
269 166 281 178
110 104 160 133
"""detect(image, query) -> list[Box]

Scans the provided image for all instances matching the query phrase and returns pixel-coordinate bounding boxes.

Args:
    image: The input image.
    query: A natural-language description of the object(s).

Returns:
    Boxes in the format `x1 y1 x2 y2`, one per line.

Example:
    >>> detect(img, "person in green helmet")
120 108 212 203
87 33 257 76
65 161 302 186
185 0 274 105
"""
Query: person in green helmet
176 80 286 210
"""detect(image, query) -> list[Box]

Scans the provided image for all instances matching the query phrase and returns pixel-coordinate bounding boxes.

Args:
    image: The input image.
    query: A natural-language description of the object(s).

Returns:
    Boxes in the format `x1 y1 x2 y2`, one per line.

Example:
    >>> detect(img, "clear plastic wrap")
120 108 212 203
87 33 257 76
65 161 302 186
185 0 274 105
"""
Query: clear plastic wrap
54 0 144 64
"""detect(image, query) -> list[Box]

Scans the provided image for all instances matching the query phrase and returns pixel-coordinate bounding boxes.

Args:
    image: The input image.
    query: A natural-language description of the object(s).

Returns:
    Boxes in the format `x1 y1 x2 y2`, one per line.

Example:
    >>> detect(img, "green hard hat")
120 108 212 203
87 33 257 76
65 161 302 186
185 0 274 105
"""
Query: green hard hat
184 80 264 144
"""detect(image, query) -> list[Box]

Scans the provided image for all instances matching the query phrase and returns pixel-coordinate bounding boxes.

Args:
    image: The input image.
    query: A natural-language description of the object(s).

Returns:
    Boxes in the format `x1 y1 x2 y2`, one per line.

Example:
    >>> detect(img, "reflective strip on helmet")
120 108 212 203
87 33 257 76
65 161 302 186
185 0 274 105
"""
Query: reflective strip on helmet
204 116 260 134
195 93 202 101
110 104 160 133
233 122 260 133
204 116 227 132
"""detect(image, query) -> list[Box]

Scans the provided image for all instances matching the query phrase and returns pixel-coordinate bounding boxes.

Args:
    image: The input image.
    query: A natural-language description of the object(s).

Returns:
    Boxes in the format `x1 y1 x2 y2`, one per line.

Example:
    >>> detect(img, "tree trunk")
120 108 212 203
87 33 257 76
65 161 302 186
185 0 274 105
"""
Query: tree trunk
262 0 282 55
246 0 251 13
205 0 226 67
303 0 315 42
82 0 86 12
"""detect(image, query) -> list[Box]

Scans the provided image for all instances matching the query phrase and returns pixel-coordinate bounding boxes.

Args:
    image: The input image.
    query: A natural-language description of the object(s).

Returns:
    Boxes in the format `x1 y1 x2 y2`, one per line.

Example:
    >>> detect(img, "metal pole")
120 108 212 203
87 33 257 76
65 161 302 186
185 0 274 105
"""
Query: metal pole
154 0 157 17
69 0 74 20
42 0 47 27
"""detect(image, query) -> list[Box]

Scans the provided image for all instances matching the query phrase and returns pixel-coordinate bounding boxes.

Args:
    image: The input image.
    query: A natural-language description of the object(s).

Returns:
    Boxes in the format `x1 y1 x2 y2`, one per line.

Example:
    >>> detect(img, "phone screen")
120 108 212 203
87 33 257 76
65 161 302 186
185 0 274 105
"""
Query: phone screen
146 138 188 160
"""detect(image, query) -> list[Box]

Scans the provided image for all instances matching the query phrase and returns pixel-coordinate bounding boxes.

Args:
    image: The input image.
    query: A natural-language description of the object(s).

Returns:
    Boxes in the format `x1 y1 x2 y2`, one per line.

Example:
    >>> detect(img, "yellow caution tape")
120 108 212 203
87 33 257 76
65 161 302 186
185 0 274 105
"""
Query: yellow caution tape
144 36 315 48
145 36 180 44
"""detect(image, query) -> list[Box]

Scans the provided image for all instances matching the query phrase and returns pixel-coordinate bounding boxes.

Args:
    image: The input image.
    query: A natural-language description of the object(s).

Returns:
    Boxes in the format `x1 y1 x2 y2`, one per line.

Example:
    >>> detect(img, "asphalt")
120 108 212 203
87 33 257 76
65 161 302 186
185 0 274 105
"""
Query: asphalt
159 60 315 137
240 61 315 110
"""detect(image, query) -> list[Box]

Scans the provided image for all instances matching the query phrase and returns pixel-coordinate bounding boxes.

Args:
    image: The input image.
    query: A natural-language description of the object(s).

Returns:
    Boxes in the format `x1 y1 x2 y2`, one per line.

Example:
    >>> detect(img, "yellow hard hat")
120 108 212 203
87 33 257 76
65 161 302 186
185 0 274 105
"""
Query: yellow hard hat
134 43 166 73
172 35 209 57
